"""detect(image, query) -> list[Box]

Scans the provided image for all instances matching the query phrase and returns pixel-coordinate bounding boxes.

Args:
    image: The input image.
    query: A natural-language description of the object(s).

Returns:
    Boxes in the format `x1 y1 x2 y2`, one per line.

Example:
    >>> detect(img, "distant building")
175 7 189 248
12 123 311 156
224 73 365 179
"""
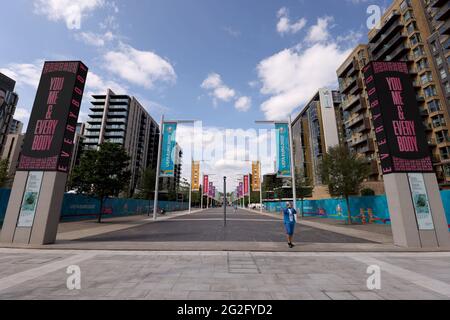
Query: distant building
1 133 25 183
0 73 19 154
8 119 23 135
68 123 86 179
291 89 342 199
83 89 160 196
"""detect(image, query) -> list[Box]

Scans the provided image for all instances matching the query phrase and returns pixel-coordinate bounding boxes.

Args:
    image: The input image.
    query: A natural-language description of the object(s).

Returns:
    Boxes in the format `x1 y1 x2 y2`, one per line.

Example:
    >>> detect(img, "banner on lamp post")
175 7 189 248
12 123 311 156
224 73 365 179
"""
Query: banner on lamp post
244 175 250 196
203 175 209 195
191 161 200 191
252 162 261 192
275 123 292 178
160 123 178 177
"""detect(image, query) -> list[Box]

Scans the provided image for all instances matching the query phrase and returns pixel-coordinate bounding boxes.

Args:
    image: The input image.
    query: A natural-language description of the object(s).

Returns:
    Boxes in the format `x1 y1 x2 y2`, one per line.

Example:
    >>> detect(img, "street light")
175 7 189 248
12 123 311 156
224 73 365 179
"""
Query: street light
153 117 198 220
255 118 297 212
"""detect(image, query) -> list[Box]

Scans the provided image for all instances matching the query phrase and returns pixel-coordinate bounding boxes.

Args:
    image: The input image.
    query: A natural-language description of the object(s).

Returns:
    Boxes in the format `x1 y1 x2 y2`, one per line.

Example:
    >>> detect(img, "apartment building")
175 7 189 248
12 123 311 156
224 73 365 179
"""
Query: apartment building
292 89 343 199
1 133 25 184
0 73 19 154
422 0 450 104
337 45 381 186
83 89 160 196
8 119 23 135
367 0 450 187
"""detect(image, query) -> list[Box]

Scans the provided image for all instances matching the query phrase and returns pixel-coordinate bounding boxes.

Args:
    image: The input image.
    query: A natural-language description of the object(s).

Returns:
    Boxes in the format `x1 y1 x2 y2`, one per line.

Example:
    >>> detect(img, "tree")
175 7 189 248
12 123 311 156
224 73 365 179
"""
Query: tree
69 143 131 223
295 170 313 218
0 159 9 188
139 167 156 200
320 145 370 224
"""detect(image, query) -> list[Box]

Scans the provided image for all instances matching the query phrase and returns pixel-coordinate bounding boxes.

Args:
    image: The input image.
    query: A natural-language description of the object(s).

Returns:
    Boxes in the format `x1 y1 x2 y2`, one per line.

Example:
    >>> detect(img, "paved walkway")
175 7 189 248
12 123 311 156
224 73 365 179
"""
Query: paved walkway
0 248 449 300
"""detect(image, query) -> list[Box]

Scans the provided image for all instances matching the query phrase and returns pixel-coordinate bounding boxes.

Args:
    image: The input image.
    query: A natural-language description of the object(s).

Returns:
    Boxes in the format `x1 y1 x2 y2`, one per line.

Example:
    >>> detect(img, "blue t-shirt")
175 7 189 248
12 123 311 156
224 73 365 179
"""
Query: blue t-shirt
283 208 297 224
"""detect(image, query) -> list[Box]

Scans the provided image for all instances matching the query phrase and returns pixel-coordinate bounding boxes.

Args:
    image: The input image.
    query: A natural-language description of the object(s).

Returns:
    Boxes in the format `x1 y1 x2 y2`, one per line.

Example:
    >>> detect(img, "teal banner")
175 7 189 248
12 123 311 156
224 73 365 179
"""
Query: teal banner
276 123 292 178
160 122 178 177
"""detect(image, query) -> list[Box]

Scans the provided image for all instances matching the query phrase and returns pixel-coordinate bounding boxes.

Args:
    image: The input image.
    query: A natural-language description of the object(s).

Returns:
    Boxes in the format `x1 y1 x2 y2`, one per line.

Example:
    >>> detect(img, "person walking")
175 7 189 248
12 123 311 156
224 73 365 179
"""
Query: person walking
282 202 297 248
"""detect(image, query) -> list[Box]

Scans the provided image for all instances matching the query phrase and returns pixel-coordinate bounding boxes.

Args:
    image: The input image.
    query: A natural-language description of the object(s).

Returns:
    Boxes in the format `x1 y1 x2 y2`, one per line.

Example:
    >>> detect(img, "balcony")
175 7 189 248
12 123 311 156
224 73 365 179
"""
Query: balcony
105 131 125 138
355 118 372 134
340 77 358 94
342 95 360 111
349 135 369 147
435 2 450 21
432 0 448 8
439 20 450 36
90 112 104 118
107 112 127 118
349 79 364 96
107 118 127 124
345 114 365 129
85 124 102 130
371 33 408 61
369 12 401 44
385 44 410 62
369 20 403 52
359 139 376 154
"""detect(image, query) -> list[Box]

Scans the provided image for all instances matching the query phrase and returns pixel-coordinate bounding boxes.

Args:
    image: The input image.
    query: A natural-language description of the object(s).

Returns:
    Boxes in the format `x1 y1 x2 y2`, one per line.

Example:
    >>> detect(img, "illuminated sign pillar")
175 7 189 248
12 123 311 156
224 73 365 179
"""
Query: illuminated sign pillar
365 61 450 248
0 61 88 245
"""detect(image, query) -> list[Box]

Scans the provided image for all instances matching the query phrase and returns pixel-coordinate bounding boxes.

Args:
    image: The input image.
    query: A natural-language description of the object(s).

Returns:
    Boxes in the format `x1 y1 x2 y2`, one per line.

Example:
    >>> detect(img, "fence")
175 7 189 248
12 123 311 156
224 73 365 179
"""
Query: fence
0 190 189 224
265 191 450 230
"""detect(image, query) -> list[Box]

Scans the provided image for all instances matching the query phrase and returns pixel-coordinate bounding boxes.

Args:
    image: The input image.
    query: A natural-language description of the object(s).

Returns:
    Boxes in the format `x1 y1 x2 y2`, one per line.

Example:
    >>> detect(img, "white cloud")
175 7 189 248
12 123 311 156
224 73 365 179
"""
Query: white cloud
235 96 252 112
33 0 105 30
201 73 236 104
76 31 115 47
85 71 127 95
103 43 177 89
305 16 334 43
257 16 354 120
0 62 43 88
13 108 31 121
277 7 307 35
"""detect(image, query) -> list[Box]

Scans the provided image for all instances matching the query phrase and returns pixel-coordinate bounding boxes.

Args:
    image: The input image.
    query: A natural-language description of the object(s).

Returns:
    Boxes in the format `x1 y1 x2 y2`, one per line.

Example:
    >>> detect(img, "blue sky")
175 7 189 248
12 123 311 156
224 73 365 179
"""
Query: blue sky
0 0 388 187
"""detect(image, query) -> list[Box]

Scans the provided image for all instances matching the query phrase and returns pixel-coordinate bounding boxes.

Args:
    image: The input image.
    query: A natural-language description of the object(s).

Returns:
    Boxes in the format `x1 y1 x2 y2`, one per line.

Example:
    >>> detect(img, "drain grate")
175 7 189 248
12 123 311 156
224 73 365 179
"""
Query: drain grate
227 253 260 274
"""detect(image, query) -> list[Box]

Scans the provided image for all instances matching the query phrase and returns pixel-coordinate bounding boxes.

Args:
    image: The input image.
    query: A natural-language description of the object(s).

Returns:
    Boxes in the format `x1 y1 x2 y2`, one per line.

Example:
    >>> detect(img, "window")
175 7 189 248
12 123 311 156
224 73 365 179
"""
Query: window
409 33 422 46
436 131 449 144
406 22 416 34
436 56 443 66
440 146 450 160
428 100 441 113
421 72 433 85
424 86 437 98
445 82 450 94
400 0 410 11
440 68 447 80
431 41 438 53
403 10 414 23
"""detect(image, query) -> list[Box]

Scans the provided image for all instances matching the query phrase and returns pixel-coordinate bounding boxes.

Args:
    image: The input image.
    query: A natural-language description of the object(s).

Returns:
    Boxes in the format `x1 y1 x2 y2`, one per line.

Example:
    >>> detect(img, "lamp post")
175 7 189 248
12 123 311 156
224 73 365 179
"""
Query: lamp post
255 119 297 212
153 118 197 220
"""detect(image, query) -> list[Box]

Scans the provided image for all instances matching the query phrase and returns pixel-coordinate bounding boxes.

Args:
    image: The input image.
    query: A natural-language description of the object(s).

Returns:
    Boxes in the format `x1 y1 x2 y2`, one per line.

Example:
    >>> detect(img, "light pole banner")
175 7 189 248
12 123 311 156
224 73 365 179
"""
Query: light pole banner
203 175 209 195
244 175 249 196
275 123 292 178
239 182 243 198
191 161 200 191
160 122 177 177
209 182 214 197
252 161 261 192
